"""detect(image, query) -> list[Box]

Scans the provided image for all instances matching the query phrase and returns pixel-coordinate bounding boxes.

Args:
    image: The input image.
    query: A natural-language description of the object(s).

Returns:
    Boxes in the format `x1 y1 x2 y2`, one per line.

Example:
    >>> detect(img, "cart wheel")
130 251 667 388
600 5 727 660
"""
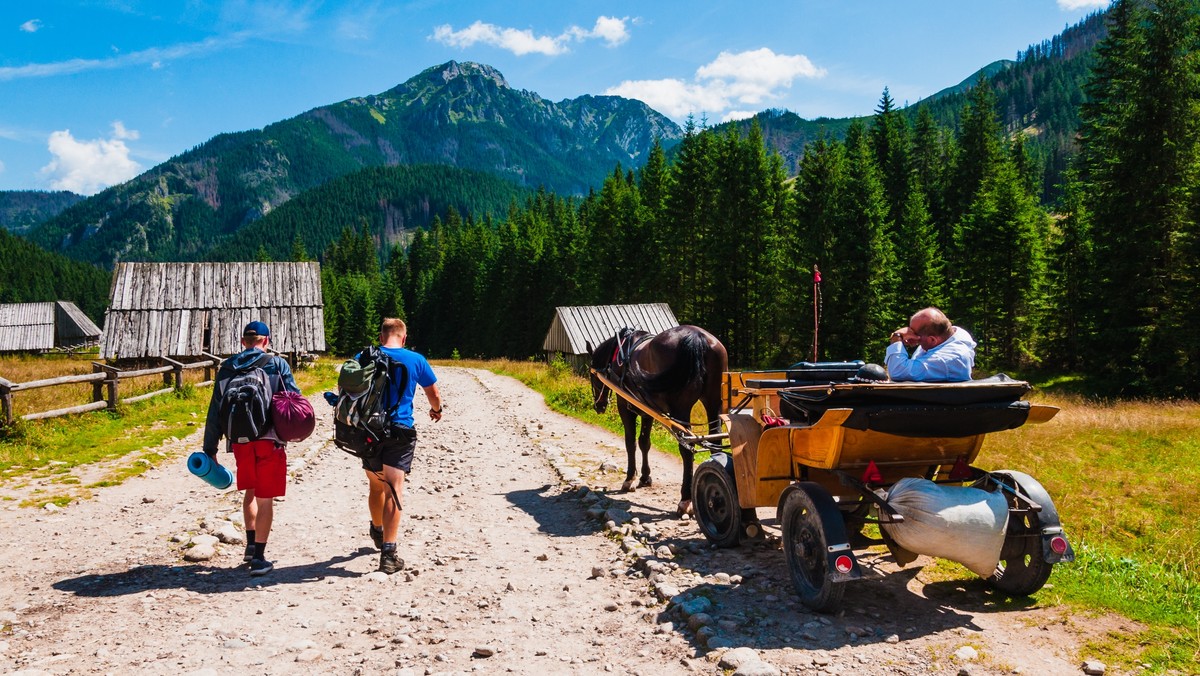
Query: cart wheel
781 488 846 612
986 473 1054 596
692 456 742 548
988 509 1053 596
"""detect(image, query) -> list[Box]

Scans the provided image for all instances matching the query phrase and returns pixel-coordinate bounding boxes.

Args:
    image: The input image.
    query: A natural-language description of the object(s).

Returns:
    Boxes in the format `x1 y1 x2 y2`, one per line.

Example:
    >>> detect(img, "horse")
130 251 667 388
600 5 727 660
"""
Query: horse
588 325 728 515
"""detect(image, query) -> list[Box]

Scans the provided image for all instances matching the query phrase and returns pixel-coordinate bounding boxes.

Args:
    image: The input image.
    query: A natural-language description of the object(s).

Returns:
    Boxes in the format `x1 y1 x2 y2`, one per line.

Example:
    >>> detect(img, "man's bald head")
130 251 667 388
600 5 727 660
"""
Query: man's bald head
910 307 951 338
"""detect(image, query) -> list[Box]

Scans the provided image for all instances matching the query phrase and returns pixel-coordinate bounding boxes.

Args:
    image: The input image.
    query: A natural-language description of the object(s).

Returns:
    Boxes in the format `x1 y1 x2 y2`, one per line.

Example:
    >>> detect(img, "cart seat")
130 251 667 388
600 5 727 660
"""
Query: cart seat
778 375 1036 438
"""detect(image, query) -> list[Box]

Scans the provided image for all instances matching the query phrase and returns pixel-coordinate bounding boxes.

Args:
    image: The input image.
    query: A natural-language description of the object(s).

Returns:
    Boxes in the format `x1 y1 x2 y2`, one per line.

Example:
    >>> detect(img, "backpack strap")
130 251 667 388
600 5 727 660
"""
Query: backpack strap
378 353 409 418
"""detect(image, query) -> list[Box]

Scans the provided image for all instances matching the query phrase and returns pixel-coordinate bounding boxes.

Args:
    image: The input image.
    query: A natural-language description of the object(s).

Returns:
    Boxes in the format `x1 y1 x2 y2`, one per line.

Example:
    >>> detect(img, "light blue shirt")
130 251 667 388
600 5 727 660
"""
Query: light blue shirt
885 327 976 382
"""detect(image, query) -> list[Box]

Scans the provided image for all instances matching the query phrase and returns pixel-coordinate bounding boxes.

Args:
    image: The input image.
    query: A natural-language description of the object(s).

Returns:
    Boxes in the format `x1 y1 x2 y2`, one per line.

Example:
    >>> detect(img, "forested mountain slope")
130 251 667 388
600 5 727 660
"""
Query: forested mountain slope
0 191 83 234
729 10 1107 202
0 228 109 320
27 61 680 268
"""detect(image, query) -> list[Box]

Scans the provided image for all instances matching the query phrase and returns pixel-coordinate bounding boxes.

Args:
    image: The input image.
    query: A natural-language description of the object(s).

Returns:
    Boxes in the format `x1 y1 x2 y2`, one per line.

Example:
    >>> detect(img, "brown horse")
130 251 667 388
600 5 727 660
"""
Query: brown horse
588 325 728 515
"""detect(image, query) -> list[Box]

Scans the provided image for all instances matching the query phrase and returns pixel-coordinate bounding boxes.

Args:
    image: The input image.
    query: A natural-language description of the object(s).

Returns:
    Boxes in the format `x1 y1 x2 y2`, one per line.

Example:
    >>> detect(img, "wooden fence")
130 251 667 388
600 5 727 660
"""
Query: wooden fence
0 354 221 425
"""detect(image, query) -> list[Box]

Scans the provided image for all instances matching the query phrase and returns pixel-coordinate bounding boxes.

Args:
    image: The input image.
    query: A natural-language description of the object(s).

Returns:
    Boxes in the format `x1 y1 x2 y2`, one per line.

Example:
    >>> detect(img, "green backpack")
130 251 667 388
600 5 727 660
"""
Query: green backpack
333 347 408 457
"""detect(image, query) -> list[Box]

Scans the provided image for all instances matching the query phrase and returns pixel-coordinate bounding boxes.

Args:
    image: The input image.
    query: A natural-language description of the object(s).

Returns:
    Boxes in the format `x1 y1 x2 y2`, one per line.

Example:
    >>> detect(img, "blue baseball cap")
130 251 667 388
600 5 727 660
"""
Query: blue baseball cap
243 321 271 337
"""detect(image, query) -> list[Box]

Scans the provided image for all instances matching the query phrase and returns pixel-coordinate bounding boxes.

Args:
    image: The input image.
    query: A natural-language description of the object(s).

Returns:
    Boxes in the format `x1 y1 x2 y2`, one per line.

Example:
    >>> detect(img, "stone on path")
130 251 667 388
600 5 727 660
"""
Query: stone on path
954 646 979 661
473 645 497 657
1082 661 1106 675
183 543 216 561
719 647 761 669
214 523 244 544
734 661 781 676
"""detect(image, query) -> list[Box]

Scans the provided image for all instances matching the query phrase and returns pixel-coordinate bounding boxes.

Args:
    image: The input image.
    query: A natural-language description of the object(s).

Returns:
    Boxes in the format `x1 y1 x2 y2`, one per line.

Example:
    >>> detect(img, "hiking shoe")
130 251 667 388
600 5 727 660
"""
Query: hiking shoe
369 523 384 550
243 543 255 563
248 558 273 576
379 550 404 575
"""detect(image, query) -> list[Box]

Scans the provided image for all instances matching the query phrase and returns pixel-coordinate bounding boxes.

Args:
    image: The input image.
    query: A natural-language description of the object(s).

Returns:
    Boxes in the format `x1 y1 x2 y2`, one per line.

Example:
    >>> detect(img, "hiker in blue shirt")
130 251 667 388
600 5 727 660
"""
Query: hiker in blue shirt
361 318 442 574
202 321 300 576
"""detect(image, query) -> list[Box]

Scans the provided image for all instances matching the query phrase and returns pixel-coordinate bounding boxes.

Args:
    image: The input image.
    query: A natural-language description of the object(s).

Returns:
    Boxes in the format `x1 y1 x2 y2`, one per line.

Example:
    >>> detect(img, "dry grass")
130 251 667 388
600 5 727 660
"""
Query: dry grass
983 392 1200 568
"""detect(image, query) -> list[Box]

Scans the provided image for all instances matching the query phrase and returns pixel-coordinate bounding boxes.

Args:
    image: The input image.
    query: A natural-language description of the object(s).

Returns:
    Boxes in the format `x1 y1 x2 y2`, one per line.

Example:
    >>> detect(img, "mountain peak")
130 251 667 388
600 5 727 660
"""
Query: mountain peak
426 60 509 89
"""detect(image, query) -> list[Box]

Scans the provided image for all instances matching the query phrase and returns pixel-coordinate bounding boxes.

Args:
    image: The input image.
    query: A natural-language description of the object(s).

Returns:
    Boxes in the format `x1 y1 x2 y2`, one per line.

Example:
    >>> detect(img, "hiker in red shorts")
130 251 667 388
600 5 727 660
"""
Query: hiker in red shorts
202 321 301 576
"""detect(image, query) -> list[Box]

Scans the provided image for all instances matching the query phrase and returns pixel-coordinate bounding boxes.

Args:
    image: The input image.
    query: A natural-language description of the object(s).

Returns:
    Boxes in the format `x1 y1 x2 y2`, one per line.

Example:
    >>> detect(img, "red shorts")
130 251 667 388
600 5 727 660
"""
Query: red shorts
232 440 287 499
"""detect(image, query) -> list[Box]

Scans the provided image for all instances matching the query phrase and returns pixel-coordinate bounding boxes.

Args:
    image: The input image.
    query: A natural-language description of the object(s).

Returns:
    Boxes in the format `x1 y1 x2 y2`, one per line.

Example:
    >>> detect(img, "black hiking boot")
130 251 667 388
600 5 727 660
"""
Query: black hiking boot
248 558 273 576
379 549 404 575
369 523 384 550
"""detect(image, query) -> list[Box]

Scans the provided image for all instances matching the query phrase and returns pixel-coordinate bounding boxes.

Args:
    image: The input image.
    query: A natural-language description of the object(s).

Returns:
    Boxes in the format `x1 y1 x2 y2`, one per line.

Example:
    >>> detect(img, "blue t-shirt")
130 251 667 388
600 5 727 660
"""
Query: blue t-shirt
377 346 437 427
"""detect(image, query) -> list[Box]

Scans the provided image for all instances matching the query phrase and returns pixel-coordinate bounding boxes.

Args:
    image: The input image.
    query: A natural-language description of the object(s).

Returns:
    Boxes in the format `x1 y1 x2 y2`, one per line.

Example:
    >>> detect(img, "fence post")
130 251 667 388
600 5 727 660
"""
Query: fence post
162 357 184 390
91 363 105 403
98 364 120 411
0 377 12 426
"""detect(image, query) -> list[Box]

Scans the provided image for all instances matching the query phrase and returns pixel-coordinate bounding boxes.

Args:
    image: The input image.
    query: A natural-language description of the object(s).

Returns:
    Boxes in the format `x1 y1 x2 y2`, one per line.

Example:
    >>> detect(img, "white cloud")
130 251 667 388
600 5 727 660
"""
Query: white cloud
568 16 630 46
39 122 143 195
698 49 825 104
433 21 566 56
111 121 139 140
722 110 758 123
0 35 240 81
20 19 41 33
1057 0 1108 9
432 16 631 56
606 78 732 119
606 47 825 121
0 159 5 174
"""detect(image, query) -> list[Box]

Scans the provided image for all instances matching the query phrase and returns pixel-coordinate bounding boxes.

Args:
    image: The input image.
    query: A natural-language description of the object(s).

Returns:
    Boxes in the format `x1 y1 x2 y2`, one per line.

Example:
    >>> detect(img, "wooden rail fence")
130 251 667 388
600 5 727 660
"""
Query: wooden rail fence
0 354 221 425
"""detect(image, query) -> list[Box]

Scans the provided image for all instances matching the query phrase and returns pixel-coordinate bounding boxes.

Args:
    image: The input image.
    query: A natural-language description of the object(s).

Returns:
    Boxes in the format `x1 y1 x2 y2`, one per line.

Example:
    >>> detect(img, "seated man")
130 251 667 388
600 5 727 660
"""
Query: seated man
885 307 976 382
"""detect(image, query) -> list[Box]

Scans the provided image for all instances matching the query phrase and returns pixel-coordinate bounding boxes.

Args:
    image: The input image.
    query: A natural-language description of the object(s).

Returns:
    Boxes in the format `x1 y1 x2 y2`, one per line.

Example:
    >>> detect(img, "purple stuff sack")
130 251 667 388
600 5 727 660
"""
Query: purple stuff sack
271 390 315 442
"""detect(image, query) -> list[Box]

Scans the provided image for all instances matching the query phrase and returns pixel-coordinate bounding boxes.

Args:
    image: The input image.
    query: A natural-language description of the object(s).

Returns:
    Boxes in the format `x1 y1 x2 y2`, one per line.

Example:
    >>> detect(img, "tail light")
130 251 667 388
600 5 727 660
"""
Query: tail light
1050 536 1069 555
834 555 853 574
862 461 883 484
948 456 972 481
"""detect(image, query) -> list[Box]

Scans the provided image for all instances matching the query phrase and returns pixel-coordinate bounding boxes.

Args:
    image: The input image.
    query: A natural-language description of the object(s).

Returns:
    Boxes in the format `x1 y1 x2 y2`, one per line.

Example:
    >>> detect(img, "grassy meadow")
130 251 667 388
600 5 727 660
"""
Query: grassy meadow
2 352 1198 670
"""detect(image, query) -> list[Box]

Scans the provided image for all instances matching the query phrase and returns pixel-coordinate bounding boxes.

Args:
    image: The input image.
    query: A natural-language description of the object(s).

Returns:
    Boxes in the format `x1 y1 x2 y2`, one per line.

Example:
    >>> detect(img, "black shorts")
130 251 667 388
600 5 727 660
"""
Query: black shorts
362 425 417 473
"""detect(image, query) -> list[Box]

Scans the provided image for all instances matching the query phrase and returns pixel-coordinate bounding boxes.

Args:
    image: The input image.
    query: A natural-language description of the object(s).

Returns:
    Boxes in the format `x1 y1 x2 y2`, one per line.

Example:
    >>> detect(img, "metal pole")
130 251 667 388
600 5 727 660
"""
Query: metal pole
811 265 820 363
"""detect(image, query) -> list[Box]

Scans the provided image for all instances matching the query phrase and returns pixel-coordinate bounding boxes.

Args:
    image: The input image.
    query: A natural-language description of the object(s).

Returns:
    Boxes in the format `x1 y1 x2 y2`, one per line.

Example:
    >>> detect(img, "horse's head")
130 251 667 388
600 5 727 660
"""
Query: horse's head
587 338 615 414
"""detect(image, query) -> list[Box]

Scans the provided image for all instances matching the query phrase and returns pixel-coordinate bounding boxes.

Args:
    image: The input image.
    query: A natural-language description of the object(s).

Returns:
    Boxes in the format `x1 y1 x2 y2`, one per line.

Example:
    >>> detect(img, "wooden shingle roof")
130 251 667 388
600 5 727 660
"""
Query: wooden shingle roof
0 301 101 352
100 262 325 358
542 304 679 356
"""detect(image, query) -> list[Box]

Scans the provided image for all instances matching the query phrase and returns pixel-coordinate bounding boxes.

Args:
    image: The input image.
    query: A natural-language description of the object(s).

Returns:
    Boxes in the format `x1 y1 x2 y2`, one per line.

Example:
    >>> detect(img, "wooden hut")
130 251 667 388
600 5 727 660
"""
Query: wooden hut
0 301 103 353
100 262 325 360
542 303 678 371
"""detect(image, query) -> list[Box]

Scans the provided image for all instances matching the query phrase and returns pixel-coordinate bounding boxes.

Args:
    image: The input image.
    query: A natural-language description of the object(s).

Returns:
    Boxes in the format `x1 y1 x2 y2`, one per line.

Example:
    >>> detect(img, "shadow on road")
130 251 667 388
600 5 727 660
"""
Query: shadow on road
503 484 594 538
53 550 372 597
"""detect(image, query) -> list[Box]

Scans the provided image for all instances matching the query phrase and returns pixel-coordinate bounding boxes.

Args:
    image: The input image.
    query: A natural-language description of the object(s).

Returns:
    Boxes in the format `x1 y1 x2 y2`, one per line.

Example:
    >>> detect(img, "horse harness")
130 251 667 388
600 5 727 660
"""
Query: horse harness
603 328 655 410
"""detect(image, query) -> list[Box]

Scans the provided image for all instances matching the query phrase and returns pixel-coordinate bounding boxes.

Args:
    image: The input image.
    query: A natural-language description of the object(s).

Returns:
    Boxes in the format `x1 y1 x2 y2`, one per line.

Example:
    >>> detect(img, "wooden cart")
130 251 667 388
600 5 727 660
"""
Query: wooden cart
690 363 1075 612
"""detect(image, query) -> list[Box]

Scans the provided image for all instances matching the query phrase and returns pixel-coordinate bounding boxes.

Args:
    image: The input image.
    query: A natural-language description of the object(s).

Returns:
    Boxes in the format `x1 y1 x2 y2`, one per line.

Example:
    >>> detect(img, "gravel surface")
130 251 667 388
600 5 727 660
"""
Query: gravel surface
0 367 1136 675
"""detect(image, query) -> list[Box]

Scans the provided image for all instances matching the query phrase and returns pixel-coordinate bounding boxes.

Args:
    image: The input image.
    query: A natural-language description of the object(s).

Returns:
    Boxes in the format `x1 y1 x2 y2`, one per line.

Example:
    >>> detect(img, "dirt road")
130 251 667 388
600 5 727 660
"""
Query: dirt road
0 367 1130 675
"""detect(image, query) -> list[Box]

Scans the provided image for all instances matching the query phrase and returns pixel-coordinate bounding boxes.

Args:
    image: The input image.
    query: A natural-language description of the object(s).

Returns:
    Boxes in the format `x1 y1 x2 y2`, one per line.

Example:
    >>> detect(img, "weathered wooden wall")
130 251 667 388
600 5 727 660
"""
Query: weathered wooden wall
1 301 100 352
101 262 325 359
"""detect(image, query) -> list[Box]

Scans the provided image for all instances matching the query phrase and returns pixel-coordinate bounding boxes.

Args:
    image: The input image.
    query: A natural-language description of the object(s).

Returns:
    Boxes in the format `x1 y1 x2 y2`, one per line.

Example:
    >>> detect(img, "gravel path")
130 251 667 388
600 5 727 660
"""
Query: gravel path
0 367 1134 675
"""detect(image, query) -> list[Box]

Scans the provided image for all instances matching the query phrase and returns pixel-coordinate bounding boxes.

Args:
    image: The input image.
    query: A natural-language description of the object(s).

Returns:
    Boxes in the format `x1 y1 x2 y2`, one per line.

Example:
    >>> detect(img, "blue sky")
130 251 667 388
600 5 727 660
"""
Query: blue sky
1 0 1109 195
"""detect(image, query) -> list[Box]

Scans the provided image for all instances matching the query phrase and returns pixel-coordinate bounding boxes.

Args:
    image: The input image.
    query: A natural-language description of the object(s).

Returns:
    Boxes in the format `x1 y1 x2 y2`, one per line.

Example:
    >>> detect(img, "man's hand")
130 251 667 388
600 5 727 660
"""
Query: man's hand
889 327 908 344
429 406 443 422
204 447 218 459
